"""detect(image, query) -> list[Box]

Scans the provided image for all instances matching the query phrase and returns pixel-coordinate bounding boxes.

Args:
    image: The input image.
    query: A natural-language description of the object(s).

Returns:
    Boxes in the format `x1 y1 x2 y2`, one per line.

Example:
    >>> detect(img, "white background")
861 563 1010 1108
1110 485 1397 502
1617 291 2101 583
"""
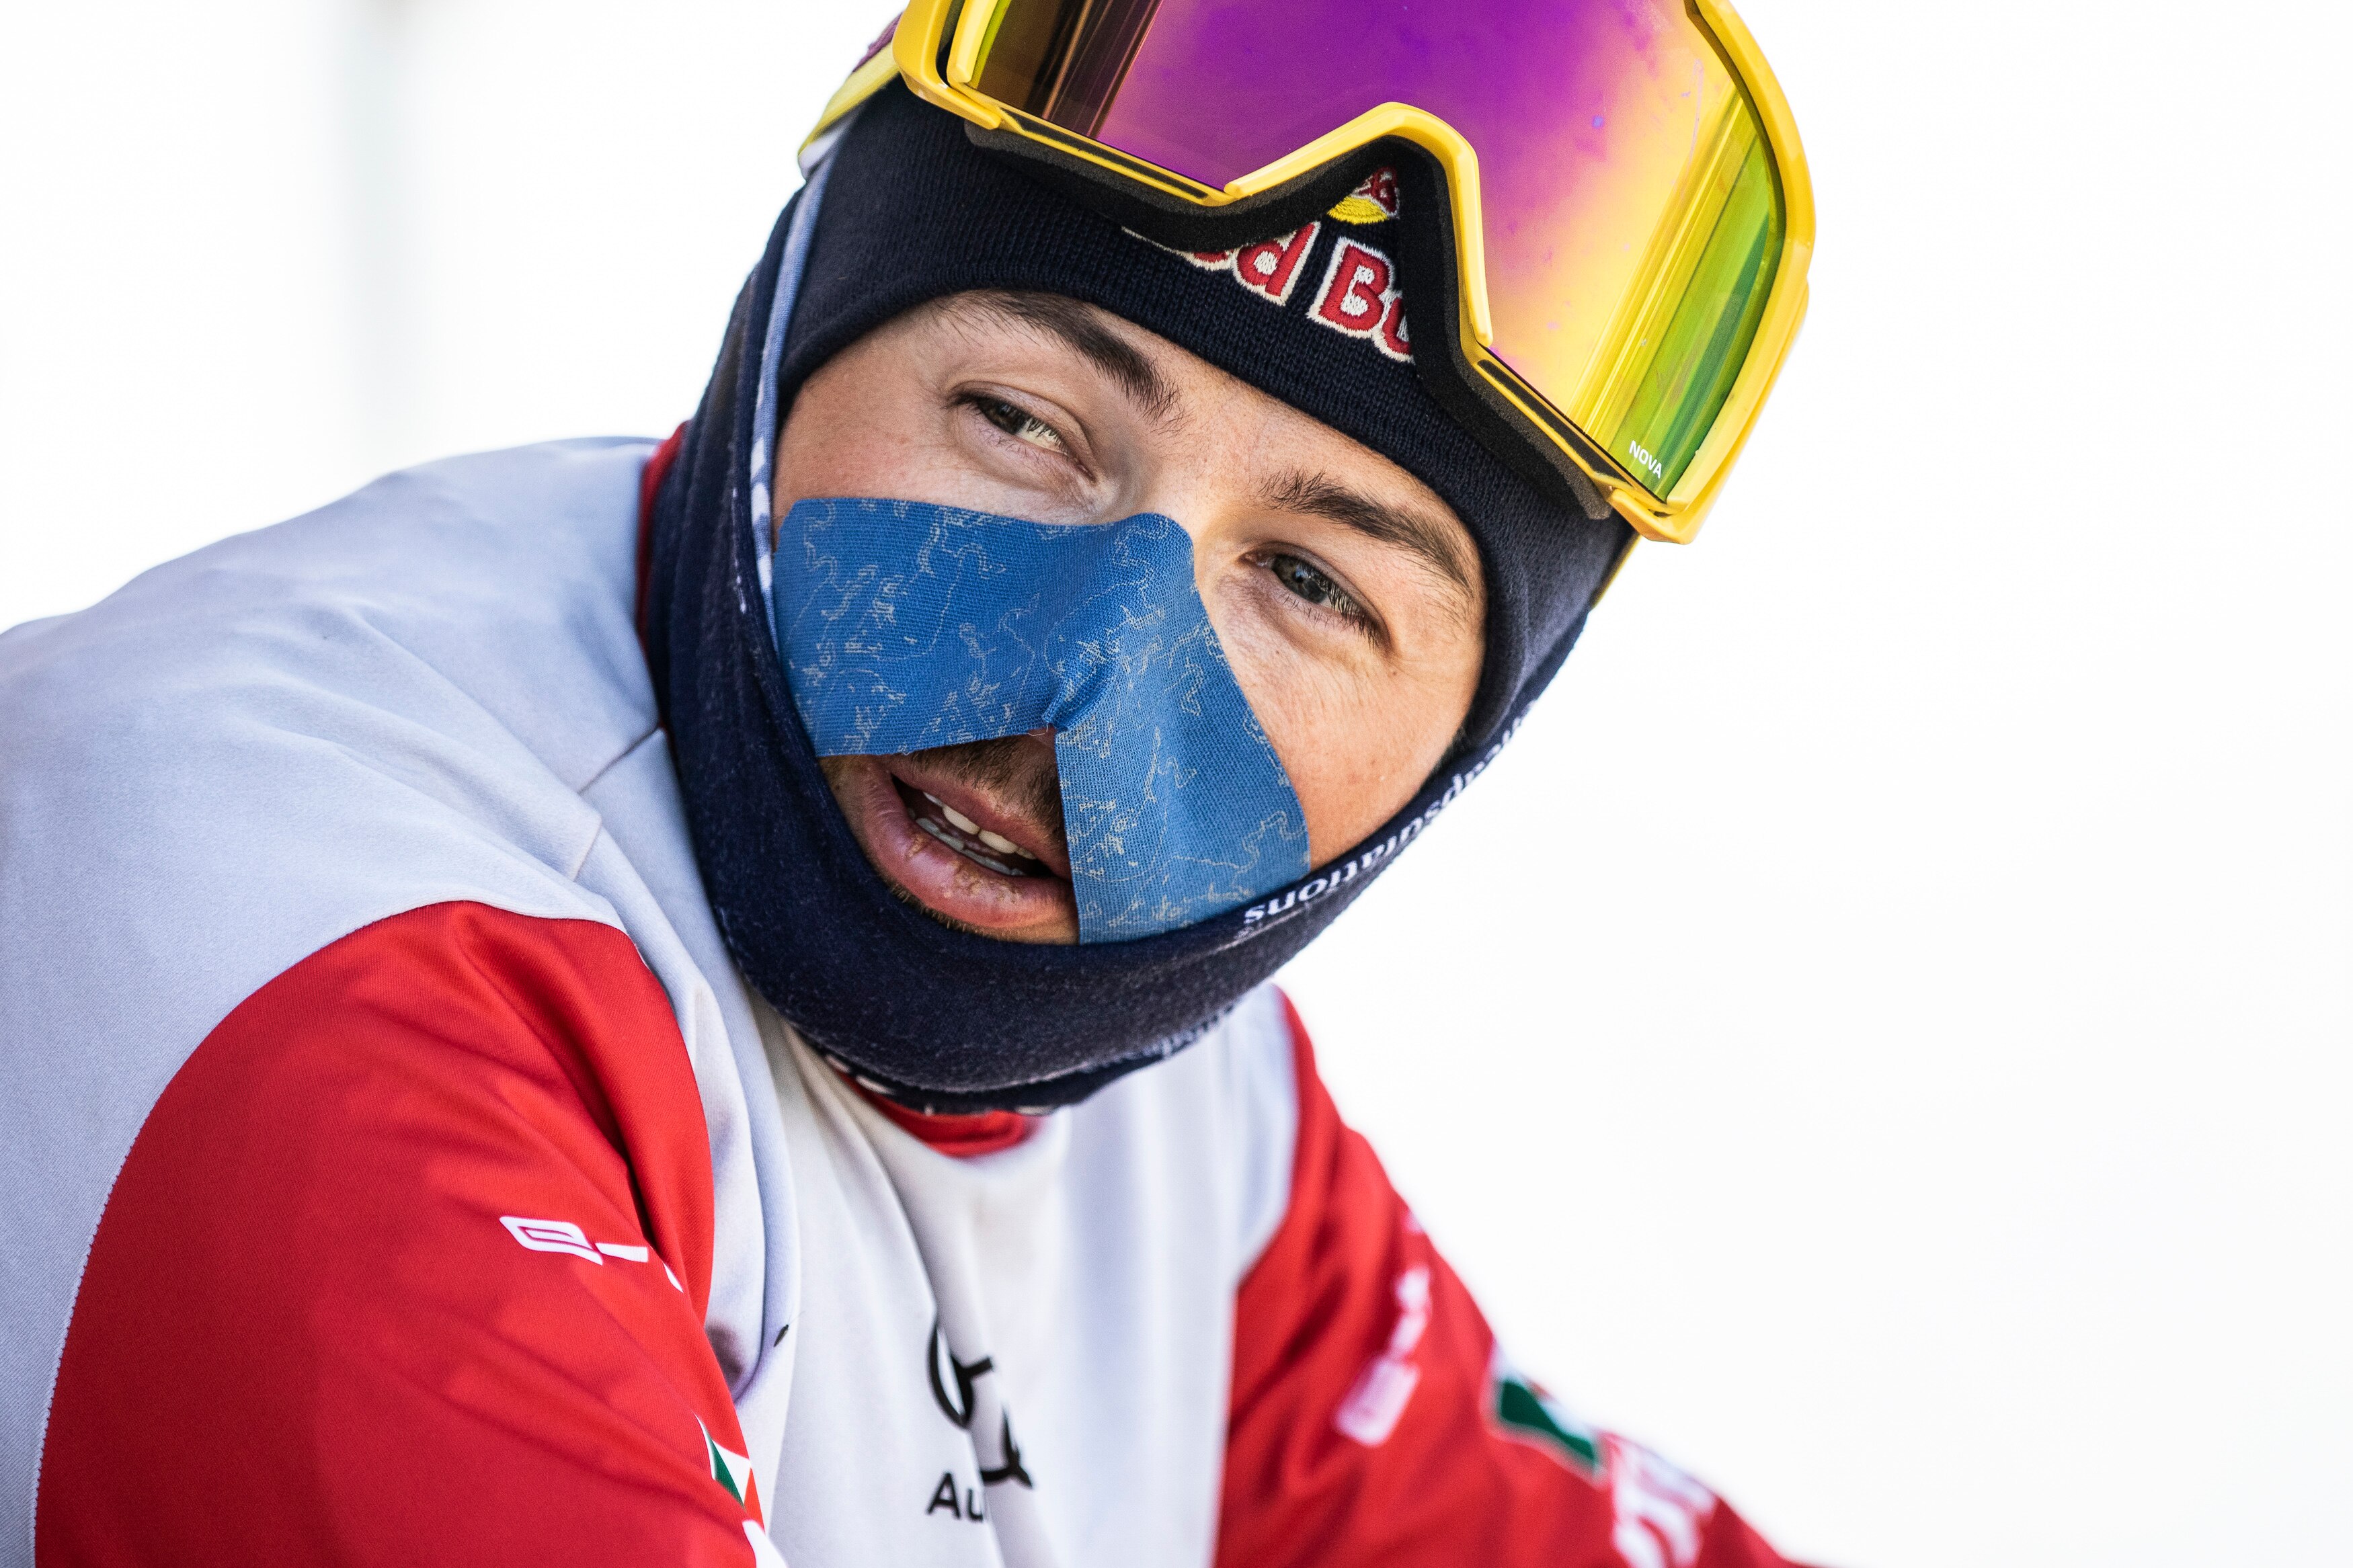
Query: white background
4 3 2347 1564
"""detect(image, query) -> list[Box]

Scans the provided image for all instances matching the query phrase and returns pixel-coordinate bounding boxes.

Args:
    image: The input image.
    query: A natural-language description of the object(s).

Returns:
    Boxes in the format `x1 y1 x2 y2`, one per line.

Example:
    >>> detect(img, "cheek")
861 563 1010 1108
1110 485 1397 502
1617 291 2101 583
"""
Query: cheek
772 364 957 511
1275 682 1455 864
1210 595 1476 866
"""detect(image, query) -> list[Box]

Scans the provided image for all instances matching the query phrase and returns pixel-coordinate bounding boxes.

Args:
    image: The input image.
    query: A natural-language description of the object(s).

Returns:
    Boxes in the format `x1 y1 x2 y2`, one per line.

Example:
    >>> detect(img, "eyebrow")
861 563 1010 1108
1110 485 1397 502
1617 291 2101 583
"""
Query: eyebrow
1260 470 1480 618
950 291 1180 425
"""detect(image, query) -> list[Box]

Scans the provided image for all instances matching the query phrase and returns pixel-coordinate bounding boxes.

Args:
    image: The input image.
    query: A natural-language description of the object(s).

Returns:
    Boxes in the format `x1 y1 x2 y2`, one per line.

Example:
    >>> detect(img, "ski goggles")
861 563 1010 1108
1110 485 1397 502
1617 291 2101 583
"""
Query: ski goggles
803 0 1810 544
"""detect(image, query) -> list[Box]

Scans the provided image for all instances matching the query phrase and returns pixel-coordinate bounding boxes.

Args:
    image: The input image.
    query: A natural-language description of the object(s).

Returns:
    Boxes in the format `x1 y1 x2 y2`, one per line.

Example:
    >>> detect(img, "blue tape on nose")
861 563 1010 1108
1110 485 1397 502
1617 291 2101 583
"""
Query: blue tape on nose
772 497 1312 942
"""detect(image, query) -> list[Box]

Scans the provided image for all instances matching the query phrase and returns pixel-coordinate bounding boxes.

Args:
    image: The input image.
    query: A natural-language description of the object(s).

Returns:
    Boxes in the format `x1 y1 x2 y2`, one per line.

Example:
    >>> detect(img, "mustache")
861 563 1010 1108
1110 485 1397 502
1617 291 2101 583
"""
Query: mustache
906 735 1064 836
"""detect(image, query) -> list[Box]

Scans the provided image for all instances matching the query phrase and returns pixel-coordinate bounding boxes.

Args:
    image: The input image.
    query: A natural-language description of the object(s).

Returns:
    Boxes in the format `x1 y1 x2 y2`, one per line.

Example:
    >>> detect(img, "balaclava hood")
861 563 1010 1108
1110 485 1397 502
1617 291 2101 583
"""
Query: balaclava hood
644 84 1630 1112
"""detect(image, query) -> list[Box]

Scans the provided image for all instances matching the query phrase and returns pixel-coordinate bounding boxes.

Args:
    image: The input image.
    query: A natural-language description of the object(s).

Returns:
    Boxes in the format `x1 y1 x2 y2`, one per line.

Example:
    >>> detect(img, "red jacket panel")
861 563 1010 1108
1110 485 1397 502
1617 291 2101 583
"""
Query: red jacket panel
38 902 764 1567
1218 999 1800 1568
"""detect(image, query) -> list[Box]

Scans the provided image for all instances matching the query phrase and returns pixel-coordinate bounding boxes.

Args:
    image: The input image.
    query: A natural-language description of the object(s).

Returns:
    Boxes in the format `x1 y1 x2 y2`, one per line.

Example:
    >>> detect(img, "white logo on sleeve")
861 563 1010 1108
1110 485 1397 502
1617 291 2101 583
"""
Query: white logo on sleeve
500 1215 684 1290
1333 1264 1432 1446
1605 1436 1718 1568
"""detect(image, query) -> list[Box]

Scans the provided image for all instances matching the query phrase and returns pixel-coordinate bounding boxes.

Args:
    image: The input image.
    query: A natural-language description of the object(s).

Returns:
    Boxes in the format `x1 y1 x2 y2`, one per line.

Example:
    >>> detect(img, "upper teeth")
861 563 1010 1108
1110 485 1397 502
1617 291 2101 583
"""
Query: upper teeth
924 792 1038 859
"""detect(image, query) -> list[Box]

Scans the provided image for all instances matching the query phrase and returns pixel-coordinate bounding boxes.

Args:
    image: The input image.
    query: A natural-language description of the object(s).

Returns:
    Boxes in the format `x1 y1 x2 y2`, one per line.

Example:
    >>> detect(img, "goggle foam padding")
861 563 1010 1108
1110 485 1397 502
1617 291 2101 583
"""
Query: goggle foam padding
772 496 1310 942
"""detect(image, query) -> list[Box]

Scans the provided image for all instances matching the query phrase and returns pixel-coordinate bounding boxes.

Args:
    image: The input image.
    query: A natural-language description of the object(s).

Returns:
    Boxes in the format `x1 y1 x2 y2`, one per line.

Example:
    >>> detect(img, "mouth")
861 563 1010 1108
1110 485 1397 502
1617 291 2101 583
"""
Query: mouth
818 737 1080 945
900 780 1045 878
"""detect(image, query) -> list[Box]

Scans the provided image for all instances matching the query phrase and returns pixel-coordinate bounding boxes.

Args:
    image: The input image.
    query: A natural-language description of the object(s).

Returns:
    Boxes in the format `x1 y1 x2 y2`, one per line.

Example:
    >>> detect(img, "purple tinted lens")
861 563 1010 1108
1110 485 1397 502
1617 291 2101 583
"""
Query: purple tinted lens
971 0 1784 499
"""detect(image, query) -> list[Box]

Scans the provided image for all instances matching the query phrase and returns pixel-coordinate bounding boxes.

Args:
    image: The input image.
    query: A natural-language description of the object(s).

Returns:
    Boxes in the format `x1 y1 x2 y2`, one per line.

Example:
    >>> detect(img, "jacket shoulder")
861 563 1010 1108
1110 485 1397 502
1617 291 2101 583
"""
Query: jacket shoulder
0 440 678 1557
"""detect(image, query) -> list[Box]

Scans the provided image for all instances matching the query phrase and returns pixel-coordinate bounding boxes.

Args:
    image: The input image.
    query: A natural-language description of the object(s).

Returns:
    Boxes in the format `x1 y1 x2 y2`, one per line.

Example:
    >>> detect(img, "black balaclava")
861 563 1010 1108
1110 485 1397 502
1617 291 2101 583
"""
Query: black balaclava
644 85 1630 1113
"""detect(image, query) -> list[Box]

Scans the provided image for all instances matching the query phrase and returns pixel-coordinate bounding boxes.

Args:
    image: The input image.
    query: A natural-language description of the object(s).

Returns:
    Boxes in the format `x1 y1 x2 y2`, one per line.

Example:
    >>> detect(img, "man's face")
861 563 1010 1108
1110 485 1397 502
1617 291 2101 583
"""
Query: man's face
774 291 1486 944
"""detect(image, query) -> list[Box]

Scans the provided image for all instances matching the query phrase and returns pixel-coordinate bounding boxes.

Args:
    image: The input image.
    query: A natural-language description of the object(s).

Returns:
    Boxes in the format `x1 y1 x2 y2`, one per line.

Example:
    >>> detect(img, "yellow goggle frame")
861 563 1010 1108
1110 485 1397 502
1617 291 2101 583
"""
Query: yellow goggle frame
804 0 1812 546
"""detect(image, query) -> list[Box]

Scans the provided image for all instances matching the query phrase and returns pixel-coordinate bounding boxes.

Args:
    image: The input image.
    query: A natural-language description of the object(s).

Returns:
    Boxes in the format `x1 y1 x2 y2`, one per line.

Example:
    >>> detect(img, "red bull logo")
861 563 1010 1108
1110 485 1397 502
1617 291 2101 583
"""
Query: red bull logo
1125 167 1412 364
1324 166 1400 225
1133 220 1322 306
1310 238 1410 362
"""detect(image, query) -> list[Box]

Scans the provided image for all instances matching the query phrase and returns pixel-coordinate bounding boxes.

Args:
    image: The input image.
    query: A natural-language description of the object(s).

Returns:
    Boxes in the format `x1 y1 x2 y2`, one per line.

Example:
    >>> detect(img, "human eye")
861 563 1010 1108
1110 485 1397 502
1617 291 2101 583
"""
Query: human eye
963 393 1070 456
1257 550 1373 631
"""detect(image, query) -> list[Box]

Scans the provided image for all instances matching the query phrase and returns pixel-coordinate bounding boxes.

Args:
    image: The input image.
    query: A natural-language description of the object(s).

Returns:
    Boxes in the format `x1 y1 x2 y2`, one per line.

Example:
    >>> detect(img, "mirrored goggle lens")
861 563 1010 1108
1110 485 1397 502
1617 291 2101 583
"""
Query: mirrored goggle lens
967 0 1784 501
